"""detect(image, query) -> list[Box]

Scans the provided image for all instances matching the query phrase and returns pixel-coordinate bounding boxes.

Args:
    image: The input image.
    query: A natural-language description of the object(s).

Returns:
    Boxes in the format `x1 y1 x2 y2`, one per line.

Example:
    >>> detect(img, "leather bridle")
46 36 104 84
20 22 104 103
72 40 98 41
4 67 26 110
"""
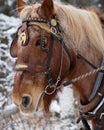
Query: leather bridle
14 14 73 83
11 13 104 129
11 14 75 111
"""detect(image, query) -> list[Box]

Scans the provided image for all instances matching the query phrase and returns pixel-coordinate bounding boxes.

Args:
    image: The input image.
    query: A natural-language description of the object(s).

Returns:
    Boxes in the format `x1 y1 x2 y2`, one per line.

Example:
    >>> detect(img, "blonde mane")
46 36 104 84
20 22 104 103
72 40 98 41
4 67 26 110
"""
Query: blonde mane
20 2 104 55
56 4 104 54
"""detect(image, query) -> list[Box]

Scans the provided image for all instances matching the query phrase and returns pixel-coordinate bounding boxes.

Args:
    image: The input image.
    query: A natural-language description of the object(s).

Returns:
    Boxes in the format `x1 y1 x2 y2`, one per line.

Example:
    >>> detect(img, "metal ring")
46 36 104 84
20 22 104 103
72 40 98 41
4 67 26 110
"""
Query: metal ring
44 85 56 95
51 27 57 35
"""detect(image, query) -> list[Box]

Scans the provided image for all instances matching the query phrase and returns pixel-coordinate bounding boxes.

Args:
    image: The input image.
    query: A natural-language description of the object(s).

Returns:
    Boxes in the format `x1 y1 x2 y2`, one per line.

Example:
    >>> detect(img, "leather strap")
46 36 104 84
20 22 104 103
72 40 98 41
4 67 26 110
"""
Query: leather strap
94 117 104 130
89 58 104 101
59 39 76 69
77 112 91 130
45 35 55 86
77 53 97 69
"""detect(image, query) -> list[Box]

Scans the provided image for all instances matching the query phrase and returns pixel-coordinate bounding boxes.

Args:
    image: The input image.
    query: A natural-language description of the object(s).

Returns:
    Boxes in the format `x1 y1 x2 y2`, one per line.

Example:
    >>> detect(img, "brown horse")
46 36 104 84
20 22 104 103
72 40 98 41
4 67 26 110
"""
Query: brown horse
10 0 104 129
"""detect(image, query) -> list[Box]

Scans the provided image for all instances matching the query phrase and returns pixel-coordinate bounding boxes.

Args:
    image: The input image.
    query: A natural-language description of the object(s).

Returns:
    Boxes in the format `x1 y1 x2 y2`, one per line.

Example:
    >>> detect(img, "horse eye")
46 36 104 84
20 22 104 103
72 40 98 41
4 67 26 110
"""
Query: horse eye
35 39 41 46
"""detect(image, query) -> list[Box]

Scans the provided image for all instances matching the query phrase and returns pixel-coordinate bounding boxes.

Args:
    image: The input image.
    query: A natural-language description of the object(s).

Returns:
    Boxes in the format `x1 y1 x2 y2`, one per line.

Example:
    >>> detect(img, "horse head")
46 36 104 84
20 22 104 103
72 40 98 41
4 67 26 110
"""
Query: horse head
10 0 72 115
10 0 104 129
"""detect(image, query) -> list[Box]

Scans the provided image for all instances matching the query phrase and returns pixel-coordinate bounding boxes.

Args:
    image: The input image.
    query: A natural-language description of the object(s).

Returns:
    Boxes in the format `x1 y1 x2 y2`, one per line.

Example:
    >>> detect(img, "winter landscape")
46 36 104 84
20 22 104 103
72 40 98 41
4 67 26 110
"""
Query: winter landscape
0 0 104 130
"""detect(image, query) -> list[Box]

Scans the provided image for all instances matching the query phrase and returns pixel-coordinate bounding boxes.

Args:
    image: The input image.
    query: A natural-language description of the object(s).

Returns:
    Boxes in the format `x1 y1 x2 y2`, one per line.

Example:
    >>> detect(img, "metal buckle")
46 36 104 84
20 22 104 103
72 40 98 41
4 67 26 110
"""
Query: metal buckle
44 85 56 95
100 113 104 119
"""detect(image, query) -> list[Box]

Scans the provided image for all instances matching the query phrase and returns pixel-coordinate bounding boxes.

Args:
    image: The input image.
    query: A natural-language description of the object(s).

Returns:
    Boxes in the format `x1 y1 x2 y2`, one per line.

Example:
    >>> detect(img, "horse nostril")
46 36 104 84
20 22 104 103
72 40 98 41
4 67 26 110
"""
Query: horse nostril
22 96 31 108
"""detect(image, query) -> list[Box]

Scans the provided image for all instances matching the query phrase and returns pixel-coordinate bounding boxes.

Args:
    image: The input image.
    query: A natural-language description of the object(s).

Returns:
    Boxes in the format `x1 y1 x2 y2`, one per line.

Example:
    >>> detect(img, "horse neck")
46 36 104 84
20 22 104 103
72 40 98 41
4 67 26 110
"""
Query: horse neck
56 4 103 104
67 39 103 104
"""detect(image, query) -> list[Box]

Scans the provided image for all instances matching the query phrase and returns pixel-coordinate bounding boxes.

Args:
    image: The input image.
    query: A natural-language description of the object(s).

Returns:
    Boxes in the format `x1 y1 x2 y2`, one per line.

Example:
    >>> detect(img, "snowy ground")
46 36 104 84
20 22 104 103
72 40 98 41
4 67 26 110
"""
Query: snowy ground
0 14 82 130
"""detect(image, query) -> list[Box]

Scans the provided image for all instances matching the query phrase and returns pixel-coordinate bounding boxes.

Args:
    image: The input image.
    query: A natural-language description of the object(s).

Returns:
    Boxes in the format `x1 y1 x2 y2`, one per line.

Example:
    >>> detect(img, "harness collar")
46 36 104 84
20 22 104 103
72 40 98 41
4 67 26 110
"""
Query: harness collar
63 53 104 129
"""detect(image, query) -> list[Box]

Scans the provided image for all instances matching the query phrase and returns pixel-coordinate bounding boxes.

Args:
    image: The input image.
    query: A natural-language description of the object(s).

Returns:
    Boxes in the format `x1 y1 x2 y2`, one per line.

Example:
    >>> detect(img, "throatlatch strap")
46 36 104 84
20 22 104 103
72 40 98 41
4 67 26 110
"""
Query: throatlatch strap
77 53 97 69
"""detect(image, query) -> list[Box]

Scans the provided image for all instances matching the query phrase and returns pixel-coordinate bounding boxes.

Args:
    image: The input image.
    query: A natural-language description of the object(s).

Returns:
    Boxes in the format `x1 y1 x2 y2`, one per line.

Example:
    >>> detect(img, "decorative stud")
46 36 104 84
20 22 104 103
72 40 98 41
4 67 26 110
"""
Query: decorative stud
51 19 57 27
43 19 45 22
23 17 49 24
18 31 26 46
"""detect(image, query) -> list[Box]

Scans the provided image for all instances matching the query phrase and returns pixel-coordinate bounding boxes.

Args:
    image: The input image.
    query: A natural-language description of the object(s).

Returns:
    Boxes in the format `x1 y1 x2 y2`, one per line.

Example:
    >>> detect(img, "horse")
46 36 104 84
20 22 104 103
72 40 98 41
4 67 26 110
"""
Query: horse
10 0 104 129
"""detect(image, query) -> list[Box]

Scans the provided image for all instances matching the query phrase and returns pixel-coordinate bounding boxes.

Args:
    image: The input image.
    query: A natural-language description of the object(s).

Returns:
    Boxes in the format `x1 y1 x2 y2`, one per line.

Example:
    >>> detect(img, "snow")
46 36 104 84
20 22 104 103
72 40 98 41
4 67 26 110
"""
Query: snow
0 14 21 27
0 13 20 109
0 13 80 130
0 96 6 108
59 87 75 118
50 100 61 113
7 0 15 6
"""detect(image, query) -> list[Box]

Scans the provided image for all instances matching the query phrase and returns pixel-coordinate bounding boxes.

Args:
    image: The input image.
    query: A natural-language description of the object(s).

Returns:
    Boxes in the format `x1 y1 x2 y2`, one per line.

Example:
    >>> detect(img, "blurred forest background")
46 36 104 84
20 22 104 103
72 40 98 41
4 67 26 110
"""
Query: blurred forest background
0 0 104 16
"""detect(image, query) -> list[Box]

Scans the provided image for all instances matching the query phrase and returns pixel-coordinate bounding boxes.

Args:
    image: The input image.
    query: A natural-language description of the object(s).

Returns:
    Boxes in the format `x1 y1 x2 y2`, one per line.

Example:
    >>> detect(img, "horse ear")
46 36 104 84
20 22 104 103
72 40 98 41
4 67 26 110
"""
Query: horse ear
10 37 18 57
41 0 54 18
16 0 27 14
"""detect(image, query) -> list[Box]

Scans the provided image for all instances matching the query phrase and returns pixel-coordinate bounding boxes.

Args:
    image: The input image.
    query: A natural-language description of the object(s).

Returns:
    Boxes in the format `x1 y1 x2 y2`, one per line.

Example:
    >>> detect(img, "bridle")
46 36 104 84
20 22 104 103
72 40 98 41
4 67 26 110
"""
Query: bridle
11 14 75 110
11 13 104 129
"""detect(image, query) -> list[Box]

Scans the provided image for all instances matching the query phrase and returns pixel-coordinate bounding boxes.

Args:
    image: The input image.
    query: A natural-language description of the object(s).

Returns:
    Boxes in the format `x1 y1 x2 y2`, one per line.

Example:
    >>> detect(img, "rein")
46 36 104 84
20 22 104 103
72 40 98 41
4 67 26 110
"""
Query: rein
63 65 104 86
